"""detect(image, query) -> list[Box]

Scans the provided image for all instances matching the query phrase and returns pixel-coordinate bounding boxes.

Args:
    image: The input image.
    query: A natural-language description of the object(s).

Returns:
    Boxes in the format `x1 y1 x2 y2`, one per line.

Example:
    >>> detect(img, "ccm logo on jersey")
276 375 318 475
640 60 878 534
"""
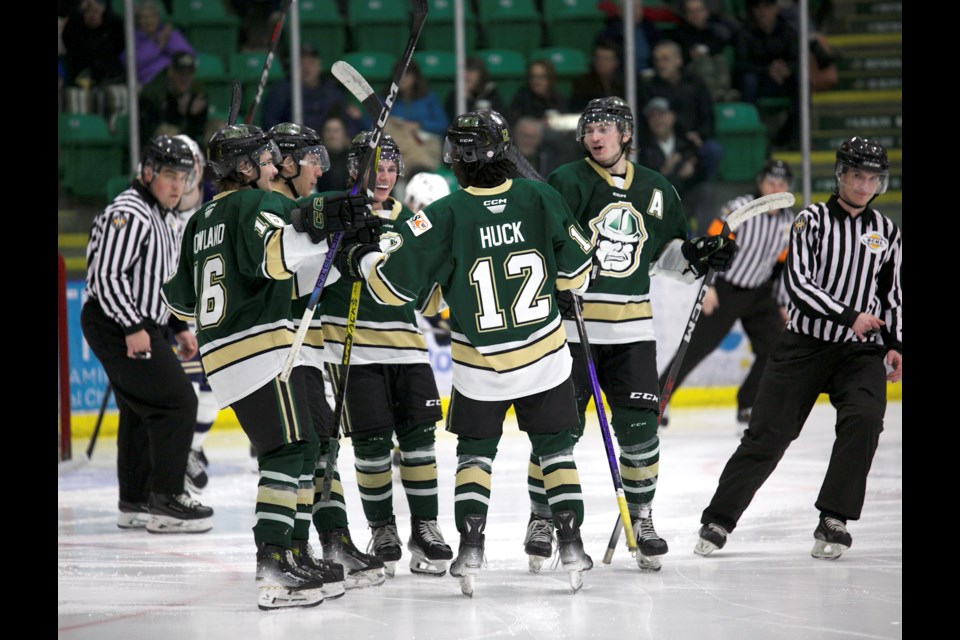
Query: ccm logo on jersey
425 399 442 407
860 232 888 253
407 211 433 236
629 392 659 402
483 198 507 214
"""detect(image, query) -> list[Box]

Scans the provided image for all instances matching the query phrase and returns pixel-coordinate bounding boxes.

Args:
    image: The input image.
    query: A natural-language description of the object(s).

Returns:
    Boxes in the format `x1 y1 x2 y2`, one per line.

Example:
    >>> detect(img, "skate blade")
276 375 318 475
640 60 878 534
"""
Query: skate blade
146 515 213 534
321 582 346 599
410 555 449 577
117 513 150 529
383 561 397 578
637 554 662 572
527 554 547 574
257 586 324 610
458 574 475 597
344 568 386 589
811 540 848 560
568 570 583 593
693 539 719 556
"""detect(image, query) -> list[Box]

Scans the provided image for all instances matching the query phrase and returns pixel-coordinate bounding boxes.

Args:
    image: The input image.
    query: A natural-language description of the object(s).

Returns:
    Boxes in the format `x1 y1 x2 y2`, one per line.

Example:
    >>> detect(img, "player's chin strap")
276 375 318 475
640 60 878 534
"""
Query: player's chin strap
586 138 631 170
283 177 301 199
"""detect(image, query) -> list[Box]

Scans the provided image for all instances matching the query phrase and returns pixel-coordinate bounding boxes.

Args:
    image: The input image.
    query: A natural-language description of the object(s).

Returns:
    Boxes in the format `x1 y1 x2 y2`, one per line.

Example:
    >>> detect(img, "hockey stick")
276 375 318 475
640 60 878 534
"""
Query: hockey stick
245 0 294 125
331 61 384 121
280 0 429 383
601 190 797 562
87 382 112 459
507 146 639 555
227 81 242 126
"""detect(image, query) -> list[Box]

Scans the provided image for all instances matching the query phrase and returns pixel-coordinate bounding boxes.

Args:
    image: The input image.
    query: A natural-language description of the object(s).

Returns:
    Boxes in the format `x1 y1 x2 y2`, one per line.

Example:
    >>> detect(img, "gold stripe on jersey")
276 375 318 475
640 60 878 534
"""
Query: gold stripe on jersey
257 486 297 509
621 462 659 482
367 256 412 306
322 323 426 350
464 180 512 196
201 326 293 375
263 229 294 280
400 464 437 482
357 470 393 489
527 460 545 480
586 158 635 190
420 283 444 316
456 467 492 489
556 259 591 291
543 468 580 487
451 323 566 373
582 299 653 323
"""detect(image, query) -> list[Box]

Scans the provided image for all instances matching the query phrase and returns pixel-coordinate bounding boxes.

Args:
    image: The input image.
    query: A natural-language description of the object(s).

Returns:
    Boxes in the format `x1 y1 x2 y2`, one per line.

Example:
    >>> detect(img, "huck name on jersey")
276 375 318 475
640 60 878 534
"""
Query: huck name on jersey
479 221 524 248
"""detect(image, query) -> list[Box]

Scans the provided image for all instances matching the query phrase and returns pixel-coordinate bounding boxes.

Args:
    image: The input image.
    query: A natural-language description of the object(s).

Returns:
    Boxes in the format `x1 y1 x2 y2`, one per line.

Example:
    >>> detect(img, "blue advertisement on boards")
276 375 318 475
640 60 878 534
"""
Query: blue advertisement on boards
65 281 116 414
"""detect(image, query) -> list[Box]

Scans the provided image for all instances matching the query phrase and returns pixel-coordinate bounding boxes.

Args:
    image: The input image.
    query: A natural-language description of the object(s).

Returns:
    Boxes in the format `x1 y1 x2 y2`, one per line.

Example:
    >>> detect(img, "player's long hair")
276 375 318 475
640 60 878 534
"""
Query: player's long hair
454 158 514 189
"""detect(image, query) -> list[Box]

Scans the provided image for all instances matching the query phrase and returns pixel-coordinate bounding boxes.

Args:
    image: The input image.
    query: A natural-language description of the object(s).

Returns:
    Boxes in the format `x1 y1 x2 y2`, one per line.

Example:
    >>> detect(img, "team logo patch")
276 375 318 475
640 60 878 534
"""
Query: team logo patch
407 211 433 236
860 232 888 253
589 202 647 278
379 231 403 254
111 212 128 229
260 211 285 228
793 217 807 232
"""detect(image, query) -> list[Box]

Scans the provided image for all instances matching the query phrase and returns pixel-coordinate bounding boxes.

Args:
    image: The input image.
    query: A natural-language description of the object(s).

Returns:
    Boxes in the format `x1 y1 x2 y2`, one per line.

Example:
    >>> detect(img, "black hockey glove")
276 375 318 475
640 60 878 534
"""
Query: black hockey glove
334 239 379 283
290 192 374 244
555 290 578 320
681 235 739 278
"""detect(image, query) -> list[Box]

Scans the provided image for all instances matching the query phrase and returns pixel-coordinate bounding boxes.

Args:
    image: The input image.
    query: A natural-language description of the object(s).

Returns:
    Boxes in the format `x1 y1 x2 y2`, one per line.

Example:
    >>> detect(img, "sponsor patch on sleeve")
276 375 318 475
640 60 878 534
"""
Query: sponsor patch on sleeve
793 216 807 232
860 231 888 253
406 211 433 236
111 211 128 229
259 211 286 228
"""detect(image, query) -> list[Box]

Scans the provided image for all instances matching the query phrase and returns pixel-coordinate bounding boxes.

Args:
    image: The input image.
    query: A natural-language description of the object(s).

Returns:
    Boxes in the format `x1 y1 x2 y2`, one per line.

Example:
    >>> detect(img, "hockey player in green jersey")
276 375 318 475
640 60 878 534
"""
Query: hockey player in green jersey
162 123 377 610
315 132 453 579
267 122 386 589
336 109 596 595
526 97 738 572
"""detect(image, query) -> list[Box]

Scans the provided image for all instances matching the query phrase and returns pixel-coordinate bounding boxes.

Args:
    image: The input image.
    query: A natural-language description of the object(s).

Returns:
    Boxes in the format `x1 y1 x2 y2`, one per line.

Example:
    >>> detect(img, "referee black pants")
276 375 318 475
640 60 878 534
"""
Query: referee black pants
701 331 887 532
81 302 197 502
659 279 783 413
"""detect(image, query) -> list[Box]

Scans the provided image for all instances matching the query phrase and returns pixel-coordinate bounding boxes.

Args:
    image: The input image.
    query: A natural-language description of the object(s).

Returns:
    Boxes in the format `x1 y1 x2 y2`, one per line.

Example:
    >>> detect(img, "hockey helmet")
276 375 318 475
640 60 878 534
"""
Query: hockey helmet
442 109 511 164
142 135 195 176
403 172 451 211
267 122 330 175
207 124 281 184
757 158 793 185
348 131 404 179
835 136 889 195
577 96 634 142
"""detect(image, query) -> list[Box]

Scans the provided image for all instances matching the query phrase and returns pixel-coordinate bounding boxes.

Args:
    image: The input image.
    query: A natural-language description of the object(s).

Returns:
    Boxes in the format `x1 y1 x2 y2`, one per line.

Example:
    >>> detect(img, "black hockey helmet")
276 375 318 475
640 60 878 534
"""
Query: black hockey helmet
348 131 404 178
142 135 195 176
577 96 634 143
835 136 889 195
207 124 281 185
443 109 511 164
267 122 330 174
757 158 793 185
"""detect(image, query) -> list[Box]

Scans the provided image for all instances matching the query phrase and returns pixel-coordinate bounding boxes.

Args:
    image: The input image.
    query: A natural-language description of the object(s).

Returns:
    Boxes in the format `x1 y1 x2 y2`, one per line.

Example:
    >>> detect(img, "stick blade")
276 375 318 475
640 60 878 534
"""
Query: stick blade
726 192 796 231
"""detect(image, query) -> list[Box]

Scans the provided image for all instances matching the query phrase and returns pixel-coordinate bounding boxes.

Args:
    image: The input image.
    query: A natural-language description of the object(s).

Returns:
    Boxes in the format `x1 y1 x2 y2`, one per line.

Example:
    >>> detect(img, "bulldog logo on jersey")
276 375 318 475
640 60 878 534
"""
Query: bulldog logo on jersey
379 231 403 254
407 211 433 236
860 232 888 253
589 202 647 277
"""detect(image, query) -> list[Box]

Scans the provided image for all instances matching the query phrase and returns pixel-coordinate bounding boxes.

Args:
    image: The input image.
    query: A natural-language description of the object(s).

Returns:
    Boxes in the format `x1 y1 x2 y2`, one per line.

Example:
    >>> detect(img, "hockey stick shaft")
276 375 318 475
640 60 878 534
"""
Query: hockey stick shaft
604 190 797 560
87 382 112 459
246 0 294 124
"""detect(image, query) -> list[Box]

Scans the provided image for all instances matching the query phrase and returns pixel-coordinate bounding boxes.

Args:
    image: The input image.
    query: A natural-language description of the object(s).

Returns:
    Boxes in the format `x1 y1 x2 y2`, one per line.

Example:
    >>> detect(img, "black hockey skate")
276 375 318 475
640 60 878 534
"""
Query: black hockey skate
320 528 386 588
811 515 852 560
290 539 346 599
449 514 486 597
146 492 213 534
117 500 150 529
368 516 403 577
522 513 554 573
632 506 669 571
256 543 325 611
184 448 209 494
554 510 592 592
408 516 453 576
694 522 729 556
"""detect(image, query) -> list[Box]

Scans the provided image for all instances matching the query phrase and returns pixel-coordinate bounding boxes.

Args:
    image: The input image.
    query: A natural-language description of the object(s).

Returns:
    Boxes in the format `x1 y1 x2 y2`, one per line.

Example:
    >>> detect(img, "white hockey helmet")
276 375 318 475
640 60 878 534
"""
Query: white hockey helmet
403 172 451 212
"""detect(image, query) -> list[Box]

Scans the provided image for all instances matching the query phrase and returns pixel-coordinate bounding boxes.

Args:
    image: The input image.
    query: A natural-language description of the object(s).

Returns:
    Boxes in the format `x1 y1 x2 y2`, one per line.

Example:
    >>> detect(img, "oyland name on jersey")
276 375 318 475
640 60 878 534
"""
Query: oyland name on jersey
479 221 525 249
194 223 226 253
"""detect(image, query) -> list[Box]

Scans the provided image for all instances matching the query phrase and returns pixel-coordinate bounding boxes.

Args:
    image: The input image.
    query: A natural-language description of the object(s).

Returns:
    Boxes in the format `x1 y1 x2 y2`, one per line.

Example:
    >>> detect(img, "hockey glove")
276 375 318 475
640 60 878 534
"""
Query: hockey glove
291 192 374 244
334 239 379 283
555 290 578 320
681 235 739 277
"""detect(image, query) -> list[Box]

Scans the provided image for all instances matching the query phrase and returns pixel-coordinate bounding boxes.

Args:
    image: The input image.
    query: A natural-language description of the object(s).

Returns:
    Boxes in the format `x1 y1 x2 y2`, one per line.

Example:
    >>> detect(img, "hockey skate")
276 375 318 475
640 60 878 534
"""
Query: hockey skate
811 516 851 560
320 528 386 588
553 511 592 593
146 492 213 533
632 506 669 571
290 539 346 600
449 514 486 597
694 522 729 556
522 513 554 573
408 516 453 576
368 517 403 577
117 500 150 529
256 543 325 611
184 448 209 494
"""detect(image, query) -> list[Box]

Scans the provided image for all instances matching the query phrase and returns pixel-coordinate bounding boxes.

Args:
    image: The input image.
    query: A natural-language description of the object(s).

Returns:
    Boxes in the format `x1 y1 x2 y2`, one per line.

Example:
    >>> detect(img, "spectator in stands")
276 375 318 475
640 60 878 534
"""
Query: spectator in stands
595 0 661 74
61 0 125 87
445 57 505 120
736 0 800 147
671 0 740 102
571 39 625 111
316 116 351 192
139 52 209 148
261 43 364 136
508 59 569 124
639 40 722 179
385 59 447 173
123 0 195 86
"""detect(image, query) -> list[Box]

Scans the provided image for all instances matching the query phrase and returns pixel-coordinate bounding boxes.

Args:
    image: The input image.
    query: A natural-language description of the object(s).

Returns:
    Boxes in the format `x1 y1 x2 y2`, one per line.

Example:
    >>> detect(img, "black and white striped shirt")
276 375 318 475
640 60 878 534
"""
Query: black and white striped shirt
85 183 183 333
714 194 793 289
784 195 902 351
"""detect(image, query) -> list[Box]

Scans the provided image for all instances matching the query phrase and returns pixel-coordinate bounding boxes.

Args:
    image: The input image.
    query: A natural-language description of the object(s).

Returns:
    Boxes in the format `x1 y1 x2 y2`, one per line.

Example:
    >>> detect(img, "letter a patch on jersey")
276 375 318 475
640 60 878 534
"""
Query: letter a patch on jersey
407 211 433 237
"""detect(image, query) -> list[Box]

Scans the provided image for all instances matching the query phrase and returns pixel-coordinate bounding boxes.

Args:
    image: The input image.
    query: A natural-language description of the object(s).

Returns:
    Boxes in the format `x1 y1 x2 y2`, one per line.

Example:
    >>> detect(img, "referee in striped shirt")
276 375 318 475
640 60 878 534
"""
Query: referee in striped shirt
81 136 213 533
695 137 902 560
659 160 794 431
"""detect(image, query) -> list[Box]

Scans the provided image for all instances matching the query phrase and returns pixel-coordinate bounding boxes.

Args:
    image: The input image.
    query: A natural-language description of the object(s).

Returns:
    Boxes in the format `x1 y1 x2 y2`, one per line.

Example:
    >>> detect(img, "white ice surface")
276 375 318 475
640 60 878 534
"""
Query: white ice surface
59 402 902 639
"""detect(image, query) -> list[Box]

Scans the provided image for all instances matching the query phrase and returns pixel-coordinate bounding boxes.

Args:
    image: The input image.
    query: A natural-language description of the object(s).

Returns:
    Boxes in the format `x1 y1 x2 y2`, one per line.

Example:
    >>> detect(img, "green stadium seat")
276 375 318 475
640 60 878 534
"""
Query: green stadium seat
341 51 398 85
530 47 586 97
476 49 526 104
193 53 232 115
714 102 767 181
477 0 543 59
542 0 605 54
106 174 133 202
59 114 124 198
414 50 456 104
419 0 478 52
171 0 240 63
297 0 347 63
348 0 411 53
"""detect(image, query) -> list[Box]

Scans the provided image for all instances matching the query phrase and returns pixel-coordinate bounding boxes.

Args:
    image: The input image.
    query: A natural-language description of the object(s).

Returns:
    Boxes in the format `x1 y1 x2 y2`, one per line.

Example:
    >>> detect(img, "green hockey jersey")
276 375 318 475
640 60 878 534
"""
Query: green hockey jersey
162 188 334 406
547 158 689 344
319 197 436 365
363 178 593 401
